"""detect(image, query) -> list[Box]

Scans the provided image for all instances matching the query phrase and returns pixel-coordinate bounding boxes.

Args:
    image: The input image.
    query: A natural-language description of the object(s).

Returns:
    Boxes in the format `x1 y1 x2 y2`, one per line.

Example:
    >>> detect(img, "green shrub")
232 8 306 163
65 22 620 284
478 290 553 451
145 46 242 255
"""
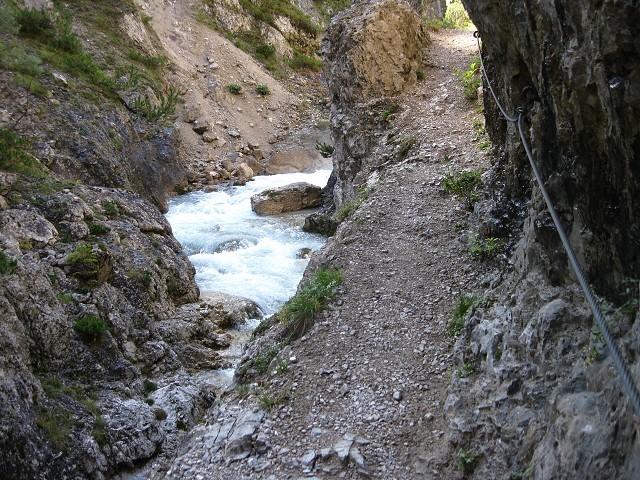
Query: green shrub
442 169 482 207
131 86 180 122
279 268 343 328
0 38 43 77
381 104 399 122
128 50 167 70
0 128 49 178
468 232 502 260
73 315 107 343
16 8 55 41
455 58 481 100
228 83 243 94
66 242 99 281
289 53 322 71
255 83 270 95
36 408 73 451
143 379 158 393
456 447 480 474
315 140 334 158
448 294 479 339
334 186 371 222
88 222 110 235
54 20 83 54
255 43 276 60
0 250 17 275
102 200 119 216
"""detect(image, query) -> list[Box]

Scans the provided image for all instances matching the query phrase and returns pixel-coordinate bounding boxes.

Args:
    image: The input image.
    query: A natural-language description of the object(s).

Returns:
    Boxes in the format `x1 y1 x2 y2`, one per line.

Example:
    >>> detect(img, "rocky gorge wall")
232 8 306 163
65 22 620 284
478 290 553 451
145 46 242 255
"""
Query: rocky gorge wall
0 1 262 478
441 0 640 478
323 0 428 207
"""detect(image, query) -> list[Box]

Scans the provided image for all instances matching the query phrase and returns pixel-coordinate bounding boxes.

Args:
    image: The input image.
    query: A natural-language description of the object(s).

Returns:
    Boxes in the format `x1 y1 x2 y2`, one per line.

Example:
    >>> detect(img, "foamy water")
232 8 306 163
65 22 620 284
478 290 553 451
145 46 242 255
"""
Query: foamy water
165 170 331 316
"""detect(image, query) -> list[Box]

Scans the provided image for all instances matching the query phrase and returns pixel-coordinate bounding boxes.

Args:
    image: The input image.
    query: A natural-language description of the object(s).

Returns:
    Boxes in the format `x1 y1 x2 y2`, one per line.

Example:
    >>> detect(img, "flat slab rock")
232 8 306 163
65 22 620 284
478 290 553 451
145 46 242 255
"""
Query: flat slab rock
250 182 322 215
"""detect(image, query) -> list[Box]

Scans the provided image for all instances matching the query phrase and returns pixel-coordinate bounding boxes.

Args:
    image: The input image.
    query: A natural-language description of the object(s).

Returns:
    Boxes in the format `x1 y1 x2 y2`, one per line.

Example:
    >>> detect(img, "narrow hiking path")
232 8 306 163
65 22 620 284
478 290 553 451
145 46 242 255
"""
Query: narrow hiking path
152 29 495 479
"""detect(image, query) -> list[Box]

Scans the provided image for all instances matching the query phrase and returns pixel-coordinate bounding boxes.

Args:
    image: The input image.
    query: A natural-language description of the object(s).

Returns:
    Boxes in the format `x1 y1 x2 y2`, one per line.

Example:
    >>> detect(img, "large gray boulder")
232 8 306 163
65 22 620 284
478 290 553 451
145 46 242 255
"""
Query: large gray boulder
250 182 323 215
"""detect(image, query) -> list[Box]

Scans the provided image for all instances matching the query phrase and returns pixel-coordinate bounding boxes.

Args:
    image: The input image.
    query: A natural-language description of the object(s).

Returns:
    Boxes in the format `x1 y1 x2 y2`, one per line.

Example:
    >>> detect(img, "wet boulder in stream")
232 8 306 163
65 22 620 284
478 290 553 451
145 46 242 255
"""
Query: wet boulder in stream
250 182 323 215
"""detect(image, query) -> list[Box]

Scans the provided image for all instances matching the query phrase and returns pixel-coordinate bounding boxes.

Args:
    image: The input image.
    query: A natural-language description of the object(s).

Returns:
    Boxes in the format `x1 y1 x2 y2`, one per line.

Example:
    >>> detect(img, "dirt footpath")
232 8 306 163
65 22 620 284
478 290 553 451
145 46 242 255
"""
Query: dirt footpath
156 29 496 480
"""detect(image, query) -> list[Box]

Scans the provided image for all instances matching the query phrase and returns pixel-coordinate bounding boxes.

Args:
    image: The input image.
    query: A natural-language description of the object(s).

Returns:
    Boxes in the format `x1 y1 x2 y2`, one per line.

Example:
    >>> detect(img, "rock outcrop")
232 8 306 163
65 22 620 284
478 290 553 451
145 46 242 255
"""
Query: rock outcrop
438 1 640 478
250 182 323 215
323 0 429 207
0 182 253 478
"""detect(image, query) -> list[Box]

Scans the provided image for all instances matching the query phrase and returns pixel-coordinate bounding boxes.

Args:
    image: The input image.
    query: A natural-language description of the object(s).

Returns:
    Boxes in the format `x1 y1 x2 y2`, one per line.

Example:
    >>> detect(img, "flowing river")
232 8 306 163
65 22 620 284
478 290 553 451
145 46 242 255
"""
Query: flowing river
165 170 331 318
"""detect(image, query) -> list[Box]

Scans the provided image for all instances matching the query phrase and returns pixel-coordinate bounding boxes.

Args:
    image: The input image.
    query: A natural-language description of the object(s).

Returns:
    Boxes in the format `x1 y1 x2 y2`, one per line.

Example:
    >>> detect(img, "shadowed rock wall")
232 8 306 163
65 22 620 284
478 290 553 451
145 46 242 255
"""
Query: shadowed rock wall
441 1 640 478
464 0 640 299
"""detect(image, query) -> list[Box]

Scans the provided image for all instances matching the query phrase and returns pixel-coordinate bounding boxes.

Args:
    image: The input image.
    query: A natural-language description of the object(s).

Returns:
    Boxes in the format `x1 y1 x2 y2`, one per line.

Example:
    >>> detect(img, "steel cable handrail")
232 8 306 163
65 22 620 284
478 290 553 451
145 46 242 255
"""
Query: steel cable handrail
474 31 640 419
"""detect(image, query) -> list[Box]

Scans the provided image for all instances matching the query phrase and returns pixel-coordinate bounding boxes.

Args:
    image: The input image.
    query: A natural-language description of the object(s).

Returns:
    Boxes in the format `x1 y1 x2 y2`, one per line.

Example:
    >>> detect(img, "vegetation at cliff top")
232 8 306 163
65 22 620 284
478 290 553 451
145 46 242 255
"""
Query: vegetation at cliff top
198 0 324 75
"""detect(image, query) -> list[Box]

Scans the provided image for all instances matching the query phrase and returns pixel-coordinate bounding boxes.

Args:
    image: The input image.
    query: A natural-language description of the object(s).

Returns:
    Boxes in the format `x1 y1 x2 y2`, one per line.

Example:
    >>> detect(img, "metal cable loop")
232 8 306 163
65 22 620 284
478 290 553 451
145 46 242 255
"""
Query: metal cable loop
475 33 518 123
473 32 640 420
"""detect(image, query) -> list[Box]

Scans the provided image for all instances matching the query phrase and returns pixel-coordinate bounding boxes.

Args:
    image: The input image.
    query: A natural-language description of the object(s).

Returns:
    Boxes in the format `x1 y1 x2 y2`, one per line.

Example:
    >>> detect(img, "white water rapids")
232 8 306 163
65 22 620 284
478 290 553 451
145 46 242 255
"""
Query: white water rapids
165 170 331 317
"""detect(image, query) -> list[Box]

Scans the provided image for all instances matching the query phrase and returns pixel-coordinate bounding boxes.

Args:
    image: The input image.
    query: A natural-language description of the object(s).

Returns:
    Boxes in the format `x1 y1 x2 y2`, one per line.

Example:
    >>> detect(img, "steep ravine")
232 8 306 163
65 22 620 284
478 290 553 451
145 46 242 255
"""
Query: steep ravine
0 0 329 478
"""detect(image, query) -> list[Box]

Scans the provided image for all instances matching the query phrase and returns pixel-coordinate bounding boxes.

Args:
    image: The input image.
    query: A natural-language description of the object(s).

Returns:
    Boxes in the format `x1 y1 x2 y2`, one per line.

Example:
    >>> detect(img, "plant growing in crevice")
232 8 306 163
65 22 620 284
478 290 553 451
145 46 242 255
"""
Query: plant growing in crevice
66 242 100 281
278 268 343 334
131 86 180 123
447 293 479 339
468 232 502 260
0 250 17 275
442 169 482 207
380 103 399 122
455 57 481 100
73 315 107 343
335 186 372 222
455 361 476 378
456 447 480 475
36 407 73 452
315 140 334 158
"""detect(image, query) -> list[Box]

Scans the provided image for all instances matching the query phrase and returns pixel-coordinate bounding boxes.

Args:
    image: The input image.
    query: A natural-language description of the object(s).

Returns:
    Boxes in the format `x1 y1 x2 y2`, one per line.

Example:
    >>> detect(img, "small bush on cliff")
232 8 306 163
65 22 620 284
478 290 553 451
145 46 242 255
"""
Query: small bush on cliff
315 140 334 158
468 232 502 260
255 83 270 95
228 83 243 94
36 407 73 452
0 250 17 275
455 58 481 100
66 242 100 282
442 169 482 207
131 86 180 123
448 293 480 339
0 128 48 179
289 52 322 72
73 315 107 343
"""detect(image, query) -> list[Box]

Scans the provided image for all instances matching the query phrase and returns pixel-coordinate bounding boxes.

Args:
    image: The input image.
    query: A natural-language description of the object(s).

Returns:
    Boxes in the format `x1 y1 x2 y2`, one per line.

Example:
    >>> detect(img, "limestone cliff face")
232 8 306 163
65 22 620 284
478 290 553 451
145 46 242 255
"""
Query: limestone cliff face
323 0 428 207
442 1 640 478
464 0 640 300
